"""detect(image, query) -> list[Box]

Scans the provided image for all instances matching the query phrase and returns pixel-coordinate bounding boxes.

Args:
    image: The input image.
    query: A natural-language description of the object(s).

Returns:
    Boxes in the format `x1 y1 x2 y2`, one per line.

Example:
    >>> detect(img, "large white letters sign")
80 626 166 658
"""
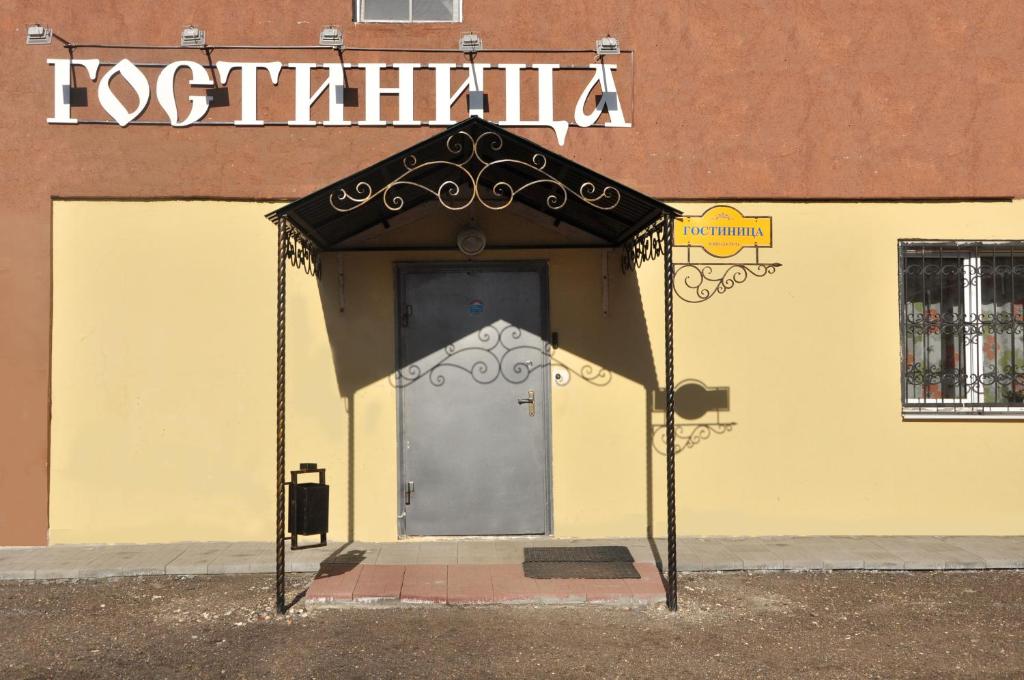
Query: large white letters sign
45 59 630 145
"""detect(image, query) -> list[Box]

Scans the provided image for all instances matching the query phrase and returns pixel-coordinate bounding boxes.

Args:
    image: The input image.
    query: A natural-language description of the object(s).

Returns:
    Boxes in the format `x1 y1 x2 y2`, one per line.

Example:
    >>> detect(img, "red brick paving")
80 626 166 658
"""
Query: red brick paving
530 576 588 604
584 580 636 603
490 564 540 603
305 562 666 606
304 563 363 602
629 562 668 600
400 565 448 603
352 565 406 603
447 564 494 604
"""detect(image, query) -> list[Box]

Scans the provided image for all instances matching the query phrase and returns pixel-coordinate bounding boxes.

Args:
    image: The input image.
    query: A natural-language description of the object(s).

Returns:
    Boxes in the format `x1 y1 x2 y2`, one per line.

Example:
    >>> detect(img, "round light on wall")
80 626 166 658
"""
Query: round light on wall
456 228 486 256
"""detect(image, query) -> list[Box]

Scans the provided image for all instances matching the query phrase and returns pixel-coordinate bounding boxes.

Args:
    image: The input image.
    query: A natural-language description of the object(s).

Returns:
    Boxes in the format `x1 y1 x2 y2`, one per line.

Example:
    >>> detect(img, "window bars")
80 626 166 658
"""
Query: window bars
900 241 1024 414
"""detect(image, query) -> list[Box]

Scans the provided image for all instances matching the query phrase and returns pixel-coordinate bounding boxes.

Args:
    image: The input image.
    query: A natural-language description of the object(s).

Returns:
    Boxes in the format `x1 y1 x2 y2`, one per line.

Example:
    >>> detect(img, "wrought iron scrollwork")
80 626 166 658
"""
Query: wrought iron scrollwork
620 214 783 302
672 261 781 303
903 260 1024 287
904 311 1024 340
392 322 611 388
272 215 321 277
621 217 667 273
904 365 1024 392
328 128 622 216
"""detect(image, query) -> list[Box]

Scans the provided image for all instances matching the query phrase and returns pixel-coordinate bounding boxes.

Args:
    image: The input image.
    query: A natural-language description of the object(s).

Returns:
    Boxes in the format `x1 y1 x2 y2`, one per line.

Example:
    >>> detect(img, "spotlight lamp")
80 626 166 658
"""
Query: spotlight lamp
180 25 206 48
457 227 486 256
319 25 343 48
26 24 53 45
459 32 482 54
595 35 620 56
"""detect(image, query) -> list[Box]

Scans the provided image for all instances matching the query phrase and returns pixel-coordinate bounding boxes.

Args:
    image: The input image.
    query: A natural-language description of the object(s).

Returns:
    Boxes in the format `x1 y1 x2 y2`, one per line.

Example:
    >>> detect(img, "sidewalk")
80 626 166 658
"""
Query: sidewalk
1 536 1022 581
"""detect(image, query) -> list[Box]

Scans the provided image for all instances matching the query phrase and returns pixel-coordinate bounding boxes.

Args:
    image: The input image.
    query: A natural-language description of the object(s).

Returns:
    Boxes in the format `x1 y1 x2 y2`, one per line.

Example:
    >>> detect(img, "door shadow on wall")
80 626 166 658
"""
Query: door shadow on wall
312 244 667 544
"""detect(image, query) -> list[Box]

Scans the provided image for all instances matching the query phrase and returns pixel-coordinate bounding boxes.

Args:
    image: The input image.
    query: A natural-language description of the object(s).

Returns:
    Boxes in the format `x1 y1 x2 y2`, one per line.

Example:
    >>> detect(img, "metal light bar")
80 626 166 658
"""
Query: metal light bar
180 25 206 48
26 24 53 45
459 32 482 54
595 35 620 56
319 25 343 48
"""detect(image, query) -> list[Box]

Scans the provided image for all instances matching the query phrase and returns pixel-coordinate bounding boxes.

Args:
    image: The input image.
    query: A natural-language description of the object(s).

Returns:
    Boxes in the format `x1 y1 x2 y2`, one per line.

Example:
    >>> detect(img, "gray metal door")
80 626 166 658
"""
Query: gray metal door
397 262 551 536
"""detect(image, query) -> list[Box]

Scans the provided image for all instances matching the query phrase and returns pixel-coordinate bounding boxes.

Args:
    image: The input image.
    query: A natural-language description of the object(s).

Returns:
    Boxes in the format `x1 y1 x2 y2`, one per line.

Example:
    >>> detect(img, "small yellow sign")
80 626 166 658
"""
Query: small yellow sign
674 205 772 258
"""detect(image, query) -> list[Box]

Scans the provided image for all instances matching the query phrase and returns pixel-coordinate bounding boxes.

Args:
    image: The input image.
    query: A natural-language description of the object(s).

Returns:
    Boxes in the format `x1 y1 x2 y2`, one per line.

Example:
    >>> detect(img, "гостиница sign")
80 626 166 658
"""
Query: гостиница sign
45 59 629 145
674 205 773 258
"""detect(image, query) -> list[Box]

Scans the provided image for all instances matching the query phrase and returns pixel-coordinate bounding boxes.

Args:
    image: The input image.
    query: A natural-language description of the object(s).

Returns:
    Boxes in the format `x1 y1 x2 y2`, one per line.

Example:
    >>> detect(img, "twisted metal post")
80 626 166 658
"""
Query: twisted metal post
663 212 678 611
275 221 287 615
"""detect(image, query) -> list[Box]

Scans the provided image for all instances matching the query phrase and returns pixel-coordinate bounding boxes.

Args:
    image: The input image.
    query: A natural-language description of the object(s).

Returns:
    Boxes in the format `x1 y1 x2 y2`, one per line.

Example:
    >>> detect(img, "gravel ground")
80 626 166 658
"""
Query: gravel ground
0 571 1021 679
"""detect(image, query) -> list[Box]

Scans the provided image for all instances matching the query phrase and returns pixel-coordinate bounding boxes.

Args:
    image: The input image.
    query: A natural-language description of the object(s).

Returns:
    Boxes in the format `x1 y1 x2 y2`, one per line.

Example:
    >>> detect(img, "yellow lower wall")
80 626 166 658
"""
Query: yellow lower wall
49 199 1024 544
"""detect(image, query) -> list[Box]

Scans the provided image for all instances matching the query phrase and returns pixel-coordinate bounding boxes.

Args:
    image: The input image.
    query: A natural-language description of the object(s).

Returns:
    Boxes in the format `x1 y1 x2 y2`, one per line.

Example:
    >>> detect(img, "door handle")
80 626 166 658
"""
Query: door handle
517 390 536 417
405 480 414 506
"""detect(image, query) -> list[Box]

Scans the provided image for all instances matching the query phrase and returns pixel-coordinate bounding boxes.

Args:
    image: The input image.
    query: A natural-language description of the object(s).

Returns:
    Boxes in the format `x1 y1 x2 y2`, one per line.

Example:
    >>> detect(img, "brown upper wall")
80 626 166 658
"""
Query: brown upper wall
4 0 1024 200
2 0 1024 545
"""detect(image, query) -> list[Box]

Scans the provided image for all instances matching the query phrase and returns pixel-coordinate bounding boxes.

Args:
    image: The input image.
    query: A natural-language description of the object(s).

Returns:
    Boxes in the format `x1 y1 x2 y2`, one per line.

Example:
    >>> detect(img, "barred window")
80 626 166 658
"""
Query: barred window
900 241 1024 417
358 0 461 22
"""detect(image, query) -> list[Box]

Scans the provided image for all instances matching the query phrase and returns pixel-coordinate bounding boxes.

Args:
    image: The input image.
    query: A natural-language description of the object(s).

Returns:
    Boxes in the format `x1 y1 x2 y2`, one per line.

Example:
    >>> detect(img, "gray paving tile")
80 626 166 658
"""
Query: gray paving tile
457 541 498 564
376 543 421 565
3 536 1021 579
0 558 36 580
868 536 987 569
889 537 987 569
565 538 627 547
522 538 571 548
940 536 1024 569
78 565 127 578
32 547 103 579
214 542 273 558
685 539 745 571
492 542 525 561
206 544 276 569
674 540 703 571
203 543 274 573
627 544 659 564
207 559 262 575
35 557 98 579
754 538 825 570
867 537 957 570
714 538 785 570
796 537 866 570
36 567 85 579
286 558 326 573
166 544 231 574
102 545 190 577
832 537 905 570
415 543 459 564
323 546 379 564
0 548 47 564
42 546 102 561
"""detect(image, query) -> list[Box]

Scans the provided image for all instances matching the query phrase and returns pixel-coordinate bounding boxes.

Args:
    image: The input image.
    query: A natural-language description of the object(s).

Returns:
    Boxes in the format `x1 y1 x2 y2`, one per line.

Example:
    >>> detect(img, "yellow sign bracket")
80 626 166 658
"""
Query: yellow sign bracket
670 205 782 303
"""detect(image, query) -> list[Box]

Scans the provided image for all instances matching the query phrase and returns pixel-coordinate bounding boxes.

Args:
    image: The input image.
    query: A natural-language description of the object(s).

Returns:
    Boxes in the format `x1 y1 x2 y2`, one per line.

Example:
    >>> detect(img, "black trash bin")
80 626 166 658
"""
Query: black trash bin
288 463 328 549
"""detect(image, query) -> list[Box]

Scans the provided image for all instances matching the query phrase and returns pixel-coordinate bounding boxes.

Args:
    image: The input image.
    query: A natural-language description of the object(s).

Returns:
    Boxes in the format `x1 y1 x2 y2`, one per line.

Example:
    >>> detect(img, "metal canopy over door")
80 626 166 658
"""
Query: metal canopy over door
397 262 551 536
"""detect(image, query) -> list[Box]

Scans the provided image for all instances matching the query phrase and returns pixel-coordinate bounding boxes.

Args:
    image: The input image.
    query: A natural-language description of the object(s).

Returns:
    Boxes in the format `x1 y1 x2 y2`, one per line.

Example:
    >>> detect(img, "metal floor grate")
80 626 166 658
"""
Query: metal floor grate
523 545 640 579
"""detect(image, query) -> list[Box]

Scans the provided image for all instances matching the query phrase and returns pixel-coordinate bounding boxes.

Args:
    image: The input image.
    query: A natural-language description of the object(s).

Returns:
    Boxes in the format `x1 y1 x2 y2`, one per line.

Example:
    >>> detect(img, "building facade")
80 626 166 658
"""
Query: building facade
2 1 1023 546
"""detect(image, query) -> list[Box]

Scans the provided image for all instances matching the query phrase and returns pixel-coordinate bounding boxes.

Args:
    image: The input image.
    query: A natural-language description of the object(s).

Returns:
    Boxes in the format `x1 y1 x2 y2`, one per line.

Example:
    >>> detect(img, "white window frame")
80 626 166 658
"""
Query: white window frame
900 240 1024 420
357 0 463 23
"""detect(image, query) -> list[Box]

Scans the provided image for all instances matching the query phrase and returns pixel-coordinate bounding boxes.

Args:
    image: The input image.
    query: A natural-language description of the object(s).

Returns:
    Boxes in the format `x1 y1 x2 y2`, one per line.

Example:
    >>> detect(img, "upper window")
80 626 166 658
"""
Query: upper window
900 241 1024 418
358 0 462 22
